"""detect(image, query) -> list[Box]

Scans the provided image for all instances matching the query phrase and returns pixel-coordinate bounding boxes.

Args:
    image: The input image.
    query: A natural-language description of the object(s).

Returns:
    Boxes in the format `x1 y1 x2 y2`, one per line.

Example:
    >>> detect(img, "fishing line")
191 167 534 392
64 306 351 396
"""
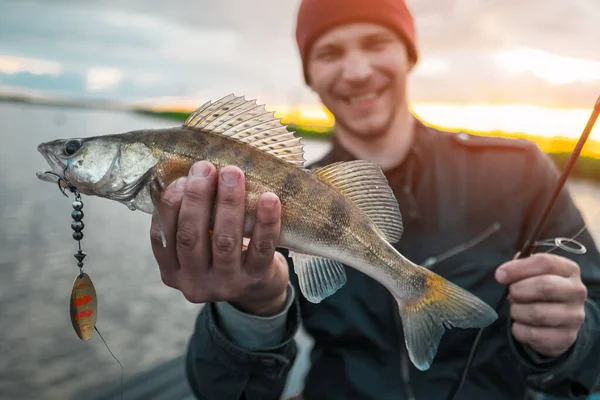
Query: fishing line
95 326 124 400
448 95 600 400
536 225 588 255
43 170 125 400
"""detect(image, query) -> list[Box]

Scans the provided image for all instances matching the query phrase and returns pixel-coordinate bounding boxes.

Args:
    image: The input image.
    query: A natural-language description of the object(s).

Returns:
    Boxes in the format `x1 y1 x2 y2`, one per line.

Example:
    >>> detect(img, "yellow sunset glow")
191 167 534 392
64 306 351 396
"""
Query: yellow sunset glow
268 102 600 158
410 103 600 141
271 103 599 139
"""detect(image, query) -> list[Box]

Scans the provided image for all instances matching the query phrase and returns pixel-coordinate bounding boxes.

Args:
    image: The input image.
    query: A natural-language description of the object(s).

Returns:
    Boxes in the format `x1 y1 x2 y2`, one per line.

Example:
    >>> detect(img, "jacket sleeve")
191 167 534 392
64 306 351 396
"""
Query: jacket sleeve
508 145 600 399
185 251 302 400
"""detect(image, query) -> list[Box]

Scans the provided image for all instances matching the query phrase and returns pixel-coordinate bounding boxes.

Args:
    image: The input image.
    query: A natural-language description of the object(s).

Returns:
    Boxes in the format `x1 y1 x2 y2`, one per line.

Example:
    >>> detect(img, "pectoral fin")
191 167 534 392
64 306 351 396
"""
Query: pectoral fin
149 176 167 248
289 251 347 303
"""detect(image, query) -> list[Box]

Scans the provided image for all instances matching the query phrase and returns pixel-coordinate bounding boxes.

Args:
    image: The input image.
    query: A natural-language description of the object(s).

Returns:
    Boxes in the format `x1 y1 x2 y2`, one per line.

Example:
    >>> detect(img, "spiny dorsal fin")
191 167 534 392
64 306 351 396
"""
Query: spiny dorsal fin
314 160 403 243
184 94 306 167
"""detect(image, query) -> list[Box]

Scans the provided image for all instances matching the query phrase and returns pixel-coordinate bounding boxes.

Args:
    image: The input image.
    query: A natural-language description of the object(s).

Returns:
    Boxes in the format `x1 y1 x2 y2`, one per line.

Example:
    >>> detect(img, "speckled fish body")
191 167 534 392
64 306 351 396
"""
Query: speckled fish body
36 94 498 370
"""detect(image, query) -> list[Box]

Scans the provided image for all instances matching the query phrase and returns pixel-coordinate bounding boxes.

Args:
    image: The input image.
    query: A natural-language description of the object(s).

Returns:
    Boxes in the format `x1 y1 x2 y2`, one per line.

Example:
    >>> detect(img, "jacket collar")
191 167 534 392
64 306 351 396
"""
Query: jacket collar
315 114 434 174
311 115 437 220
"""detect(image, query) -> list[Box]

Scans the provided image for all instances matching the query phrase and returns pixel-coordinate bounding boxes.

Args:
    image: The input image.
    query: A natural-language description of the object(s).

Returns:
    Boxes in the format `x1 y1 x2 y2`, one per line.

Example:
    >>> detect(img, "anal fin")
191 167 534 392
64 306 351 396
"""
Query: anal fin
289 251 347 303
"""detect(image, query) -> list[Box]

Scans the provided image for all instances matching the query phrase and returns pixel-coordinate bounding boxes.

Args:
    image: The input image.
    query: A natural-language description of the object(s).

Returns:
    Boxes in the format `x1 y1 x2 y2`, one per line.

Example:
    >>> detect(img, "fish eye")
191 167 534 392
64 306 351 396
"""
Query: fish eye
63 140 82 156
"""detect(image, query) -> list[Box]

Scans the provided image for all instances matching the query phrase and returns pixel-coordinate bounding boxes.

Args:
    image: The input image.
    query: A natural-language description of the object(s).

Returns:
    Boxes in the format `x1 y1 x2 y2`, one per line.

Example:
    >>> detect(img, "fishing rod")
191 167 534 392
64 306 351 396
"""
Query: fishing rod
448 95 600 400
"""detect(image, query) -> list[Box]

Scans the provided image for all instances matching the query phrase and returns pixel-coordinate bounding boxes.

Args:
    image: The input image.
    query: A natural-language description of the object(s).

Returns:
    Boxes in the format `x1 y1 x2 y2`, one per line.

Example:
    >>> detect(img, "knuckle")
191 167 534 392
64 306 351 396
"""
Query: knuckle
545 254 561 275
181 287 202 303
213 233 238 255
574 282 588 301
183 184 209 204
538 278 555 298
574 308 586 325
218 193 241 210
254 239 275 257
176 222 198 250
257 216 279 231
160 272 177 288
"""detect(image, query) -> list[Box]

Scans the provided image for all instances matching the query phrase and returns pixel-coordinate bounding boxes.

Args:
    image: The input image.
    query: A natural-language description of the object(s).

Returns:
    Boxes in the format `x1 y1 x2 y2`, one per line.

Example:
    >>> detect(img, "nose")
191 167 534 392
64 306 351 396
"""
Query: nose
37 143 46 153
341 52 372 83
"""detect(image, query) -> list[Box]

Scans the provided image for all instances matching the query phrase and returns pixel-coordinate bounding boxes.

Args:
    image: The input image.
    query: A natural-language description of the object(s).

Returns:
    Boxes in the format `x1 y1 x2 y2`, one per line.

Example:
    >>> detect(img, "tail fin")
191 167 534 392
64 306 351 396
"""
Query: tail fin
397 268 498 371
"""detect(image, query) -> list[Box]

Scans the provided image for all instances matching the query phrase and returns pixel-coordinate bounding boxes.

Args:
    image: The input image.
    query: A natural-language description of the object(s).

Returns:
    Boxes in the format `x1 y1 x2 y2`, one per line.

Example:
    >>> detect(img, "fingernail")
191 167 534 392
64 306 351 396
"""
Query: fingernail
262 193 278 209
496 269 507 284
174 177 186 191
221 169 240 186
191 162 210 178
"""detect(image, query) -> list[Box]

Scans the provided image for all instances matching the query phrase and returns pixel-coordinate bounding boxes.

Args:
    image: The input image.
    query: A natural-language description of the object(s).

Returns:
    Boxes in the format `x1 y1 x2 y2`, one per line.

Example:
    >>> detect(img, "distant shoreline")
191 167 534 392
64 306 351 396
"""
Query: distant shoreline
3 95 599 182
132 107 600 183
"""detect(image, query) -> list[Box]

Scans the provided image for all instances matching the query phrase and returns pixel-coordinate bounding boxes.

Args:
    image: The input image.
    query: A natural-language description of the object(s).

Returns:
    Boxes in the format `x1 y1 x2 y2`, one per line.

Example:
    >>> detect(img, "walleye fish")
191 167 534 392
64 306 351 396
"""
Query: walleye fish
36 94 498 370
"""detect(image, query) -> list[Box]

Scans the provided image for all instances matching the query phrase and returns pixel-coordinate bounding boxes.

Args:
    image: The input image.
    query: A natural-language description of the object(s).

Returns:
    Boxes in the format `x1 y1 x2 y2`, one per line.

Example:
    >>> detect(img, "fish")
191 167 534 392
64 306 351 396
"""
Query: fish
36 93 498 371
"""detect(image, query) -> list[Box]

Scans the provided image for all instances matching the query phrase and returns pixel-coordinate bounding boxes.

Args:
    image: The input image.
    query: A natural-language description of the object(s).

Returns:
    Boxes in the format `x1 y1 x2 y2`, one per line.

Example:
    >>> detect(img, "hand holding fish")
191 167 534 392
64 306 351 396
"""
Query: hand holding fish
149 161 290 316
495 253 588 357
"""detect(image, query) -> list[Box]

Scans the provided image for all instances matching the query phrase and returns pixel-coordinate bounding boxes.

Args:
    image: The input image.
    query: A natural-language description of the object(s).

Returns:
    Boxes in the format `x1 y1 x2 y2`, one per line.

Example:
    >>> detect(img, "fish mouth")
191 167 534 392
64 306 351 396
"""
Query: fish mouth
36 142 68 183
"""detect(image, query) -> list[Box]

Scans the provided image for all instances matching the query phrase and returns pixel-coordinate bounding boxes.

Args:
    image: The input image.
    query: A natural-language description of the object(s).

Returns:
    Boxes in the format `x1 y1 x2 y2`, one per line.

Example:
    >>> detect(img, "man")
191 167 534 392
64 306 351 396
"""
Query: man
150 0 600 399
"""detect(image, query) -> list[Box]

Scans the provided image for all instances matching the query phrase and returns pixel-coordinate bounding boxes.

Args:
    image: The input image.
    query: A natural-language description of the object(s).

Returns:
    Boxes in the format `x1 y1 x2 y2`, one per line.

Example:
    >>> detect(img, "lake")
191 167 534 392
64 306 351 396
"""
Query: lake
1 102 599 400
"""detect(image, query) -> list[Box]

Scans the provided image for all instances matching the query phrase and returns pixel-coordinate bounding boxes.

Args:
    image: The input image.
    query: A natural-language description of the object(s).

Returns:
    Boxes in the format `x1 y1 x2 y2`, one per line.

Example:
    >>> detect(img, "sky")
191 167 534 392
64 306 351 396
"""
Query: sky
1 0 600 137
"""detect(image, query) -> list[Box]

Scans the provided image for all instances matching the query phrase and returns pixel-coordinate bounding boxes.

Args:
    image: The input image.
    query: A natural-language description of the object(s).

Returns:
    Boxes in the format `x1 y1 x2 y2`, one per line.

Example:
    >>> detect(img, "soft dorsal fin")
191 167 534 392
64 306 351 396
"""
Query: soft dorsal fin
183 94 306 167
314 160 403 243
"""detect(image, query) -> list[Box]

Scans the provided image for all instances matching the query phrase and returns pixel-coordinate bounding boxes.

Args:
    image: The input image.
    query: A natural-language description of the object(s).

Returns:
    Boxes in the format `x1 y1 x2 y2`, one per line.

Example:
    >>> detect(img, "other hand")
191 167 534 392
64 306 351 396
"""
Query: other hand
495 253 587 357
150 161 290 316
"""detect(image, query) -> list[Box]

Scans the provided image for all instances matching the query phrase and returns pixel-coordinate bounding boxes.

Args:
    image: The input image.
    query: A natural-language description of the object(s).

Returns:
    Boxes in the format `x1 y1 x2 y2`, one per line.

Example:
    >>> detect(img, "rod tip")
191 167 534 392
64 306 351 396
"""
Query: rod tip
595 96 600 110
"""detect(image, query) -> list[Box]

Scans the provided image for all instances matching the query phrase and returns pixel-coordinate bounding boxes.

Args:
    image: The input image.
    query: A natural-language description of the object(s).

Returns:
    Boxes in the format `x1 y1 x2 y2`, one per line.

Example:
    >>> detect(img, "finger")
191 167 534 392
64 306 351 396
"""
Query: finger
243 192 281 277
509 275 578 303
496 253 579 284
512 322 578 357
510 303 586 328
211 166 246 275
176 161 217 274
150 177 186 287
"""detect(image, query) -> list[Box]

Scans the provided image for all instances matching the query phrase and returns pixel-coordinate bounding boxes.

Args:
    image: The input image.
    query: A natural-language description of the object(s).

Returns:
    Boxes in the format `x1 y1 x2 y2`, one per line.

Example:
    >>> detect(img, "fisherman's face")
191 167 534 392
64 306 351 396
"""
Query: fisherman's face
306 22 413 139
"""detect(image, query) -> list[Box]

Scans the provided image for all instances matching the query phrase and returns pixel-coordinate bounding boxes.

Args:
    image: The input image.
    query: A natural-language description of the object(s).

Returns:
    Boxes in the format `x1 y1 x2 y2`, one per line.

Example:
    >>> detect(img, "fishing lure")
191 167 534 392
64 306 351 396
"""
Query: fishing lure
68 195 98 340
43 171 98 340
43 170 123 398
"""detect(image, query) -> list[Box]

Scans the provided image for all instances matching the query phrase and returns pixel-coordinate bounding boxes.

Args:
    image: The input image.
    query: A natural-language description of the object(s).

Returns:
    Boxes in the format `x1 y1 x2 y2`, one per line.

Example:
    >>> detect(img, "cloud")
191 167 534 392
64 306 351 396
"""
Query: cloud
494 48 600 85
0 56 63 77
0 0 599 108
0 71 85 96
86 67 123 92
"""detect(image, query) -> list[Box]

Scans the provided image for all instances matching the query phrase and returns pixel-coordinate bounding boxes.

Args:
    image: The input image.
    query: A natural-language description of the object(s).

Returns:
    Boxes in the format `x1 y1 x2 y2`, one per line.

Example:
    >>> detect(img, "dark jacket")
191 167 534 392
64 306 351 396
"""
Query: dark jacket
185 118 600 400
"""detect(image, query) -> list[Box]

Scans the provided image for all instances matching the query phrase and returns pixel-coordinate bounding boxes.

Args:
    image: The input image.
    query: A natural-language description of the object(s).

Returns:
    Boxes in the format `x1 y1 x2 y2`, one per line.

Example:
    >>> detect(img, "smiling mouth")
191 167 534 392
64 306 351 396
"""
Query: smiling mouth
344 87 387 104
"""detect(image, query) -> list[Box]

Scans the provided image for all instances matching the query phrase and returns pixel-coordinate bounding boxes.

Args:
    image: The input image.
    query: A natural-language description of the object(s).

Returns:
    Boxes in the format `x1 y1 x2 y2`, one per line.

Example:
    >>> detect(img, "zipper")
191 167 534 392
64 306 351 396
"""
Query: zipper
395 222 501 400
400 347 416 400
394 299 416 400
420 222 502 269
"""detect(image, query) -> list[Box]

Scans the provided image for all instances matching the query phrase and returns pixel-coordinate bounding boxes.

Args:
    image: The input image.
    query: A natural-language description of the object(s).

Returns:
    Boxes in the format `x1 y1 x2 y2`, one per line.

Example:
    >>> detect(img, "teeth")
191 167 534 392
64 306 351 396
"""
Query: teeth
349 92 376 104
